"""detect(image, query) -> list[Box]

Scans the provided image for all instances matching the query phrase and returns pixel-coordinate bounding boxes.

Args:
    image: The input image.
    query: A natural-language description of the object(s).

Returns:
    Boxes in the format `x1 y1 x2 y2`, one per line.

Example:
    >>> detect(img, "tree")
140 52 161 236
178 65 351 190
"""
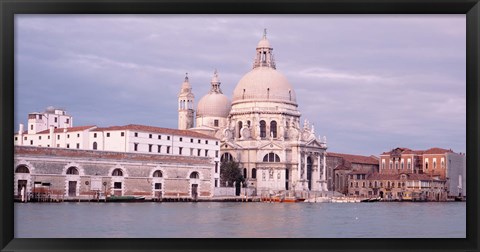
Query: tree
220 161 245 187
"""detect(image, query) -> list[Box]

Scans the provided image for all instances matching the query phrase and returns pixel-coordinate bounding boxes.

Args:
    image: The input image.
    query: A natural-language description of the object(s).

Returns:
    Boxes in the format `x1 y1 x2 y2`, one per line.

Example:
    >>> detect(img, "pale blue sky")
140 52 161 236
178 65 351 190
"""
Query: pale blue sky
15 14 466 156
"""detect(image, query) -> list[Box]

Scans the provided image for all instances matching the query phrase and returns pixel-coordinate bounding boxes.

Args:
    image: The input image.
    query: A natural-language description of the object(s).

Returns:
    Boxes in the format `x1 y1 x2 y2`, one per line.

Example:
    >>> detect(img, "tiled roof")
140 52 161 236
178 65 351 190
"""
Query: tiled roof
36 125 97 134
92 124 218 140
381 147 454 155
15 146 211 165
327 152 379 165
423 147 453 154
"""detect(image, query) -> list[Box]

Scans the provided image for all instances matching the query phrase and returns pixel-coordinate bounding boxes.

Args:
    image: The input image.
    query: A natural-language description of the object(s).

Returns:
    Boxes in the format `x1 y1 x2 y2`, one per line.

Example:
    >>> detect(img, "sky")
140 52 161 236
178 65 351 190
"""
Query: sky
14 14 466 156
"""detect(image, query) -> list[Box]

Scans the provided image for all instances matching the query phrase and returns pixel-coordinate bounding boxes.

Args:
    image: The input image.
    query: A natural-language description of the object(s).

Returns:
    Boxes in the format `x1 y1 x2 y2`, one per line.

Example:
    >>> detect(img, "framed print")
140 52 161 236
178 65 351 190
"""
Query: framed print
1 0 479 251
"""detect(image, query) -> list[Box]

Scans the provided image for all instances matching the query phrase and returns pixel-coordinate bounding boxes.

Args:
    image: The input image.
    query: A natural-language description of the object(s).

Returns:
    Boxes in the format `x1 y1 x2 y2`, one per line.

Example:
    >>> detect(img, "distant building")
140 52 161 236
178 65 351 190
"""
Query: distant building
345 147 466 201
326 152 379 195
379 147 466 198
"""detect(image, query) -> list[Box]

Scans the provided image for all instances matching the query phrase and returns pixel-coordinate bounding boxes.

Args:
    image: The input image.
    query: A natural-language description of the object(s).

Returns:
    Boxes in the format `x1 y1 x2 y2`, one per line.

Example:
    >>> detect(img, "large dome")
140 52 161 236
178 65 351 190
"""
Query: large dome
197 93 231 117
232 67 297 104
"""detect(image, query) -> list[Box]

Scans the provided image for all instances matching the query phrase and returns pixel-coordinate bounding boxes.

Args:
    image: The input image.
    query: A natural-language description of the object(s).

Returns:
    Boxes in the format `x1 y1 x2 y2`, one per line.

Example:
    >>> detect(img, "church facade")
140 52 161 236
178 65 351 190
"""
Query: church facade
179 30 328 193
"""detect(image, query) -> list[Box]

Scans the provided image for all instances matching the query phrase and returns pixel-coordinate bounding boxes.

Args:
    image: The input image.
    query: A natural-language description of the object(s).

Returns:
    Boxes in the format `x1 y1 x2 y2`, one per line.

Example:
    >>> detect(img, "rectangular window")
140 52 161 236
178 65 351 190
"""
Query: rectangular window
149 144 153 152
167 146 170 154
205 150 209 157
94 133 97 138
57 135 60 140
158 135 161 139
54 117 57 123
215 180 218 187
57 144 60 147
198 139 201 144
66 118 70 124
154 183 162 190
179 137 183 142
30 140 33 145
157 145 161 153
30 125 33 130
215 151 219 158
24 136 27 140
77 133 80 137
214 120 219 127
48 136 50 139
114 182 122 189
190 148 193 156
121 132 124 137
135 132 138 137
216 141 218 145
179 147 183 155
76 143 80 149
106 133 110 137
206 140 208 144
167 136 171 140
215 162 218 173
67 134 70 138
67 144 70 148
190 139 193 143
14 137 17 141
197 149 201 156
134 143 138 151
39 115 42 119
149 134 152 139
39 136 42 140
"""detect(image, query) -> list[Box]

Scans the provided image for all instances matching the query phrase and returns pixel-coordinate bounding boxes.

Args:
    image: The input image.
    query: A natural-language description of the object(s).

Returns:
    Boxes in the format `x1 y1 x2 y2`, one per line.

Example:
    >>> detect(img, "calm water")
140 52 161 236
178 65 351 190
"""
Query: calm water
15 202 466 238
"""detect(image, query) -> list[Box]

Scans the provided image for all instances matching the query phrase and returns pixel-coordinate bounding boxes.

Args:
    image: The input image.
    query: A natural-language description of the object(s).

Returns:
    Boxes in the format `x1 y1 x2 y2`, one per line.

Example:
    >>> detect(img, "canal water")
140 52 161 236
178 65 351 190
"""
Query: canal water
14 202 465 238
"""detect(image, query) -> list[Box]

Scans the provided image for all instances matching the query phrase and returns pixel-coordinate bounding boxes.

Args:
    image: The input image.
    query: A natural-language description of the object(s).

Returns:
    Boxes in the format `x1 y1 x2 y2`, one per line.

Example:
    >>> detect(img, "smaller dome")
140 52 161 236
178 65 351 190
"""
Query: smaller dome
197 93 231 118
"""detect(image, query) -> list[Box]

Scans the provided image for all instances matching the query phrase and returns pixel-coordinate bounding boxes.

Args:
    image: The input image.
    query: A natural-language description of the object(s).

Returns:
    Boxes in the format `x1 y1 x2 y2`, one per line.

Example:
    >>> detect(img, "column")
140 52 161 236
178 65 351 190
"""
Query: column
298 151 302 180
304 153 307 180
317 153 321 191
322 153 328 191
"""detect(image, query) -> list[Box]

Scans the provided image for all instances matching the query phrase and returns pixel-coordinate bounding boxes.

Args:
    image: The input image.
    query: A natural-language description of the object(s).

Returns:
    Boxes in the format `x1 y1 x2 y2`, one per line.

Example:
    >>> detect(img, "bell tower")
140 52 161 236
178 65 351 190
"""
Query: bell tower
178 73 195 130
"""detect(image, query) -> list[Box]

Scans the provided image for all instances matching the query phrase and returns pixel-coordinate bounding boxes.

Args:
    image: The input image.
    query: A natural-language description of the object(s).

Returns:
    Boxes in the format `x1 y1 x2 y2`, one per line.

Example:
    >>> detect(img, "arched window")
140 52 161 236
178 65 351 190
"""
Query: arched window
66 167 79 175
15 165 29 173
263 153 280 162
221 152 234 162
270 121 277 138
260 120 266 138
238 121 243 138
190 172 199 179
112 169 123 176
252 168 257 179
153 170 163 177
93 142 98 150
243 168 247 178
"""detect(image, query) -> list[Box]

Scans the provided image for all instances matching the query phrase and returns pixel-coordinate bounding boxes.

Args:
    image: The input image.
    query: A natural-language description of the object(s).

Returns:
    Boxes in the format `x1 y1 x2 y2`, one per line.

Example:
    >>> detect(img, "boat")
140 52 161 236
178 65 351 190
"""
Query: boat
106 195 146 202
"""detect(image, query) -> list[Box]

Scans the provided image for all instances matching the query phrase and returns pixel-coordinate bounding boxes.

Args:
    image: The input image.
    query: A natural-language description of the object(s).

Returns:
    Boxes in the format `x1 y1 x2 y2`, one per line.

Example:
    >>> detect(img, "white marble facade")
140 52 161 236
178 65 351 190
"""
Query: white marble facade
182 30 328 193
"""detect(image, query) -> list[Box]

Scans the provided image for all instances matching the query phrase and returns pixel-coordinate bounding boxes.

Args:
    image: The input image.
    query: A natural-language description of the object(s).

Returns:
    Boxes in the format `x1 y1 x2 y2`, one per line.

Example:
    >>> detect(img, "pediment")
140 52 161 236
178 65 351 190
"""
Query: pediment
305 138 324 149
220 141 243 150
258 141 284 151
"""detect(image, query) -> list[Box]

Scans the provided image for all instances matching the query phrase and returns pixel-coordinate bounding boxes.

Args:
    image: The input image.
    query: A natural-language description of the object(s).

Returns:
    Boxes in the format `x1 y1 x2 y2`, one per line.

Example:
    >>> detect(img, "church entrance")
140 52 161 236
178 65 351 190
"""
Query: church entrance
307 157 312 190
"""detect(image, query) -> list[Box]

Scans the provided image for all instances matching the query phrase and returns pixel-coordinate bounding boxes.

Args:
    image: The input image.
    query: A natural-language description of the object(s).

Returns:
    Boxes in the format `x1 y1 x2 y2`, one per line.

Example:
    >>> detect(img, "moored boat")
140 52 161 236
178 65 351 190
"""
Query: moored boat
106 195 146 202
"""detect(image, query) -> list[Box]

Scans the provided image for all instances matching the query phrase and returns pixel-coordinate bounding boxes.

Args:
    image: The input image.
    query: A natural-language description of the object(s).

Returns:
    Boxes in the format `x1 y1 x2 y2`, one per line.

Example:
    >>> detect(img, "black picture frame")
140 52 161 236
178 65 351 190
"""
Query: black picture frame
1 0 479 251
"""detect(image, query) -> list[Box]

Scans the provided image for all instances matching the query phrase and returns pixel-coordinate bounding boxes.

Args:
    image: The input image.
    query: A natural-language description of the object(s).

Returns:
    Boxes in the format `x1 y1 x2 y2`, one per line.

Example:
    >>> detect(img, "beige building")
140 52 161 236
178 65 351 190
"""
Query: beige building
14 146 214 201
179 30 328 194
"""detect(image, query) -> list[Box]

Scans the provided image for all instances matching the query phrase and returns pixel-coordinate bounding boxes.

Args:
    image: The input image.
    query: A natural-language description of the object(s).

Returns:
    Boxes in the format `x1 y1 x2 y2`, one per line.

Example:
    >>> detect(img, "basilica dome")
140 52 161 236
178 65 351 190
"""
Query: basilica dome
232 67 297 104
196 70 231 118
